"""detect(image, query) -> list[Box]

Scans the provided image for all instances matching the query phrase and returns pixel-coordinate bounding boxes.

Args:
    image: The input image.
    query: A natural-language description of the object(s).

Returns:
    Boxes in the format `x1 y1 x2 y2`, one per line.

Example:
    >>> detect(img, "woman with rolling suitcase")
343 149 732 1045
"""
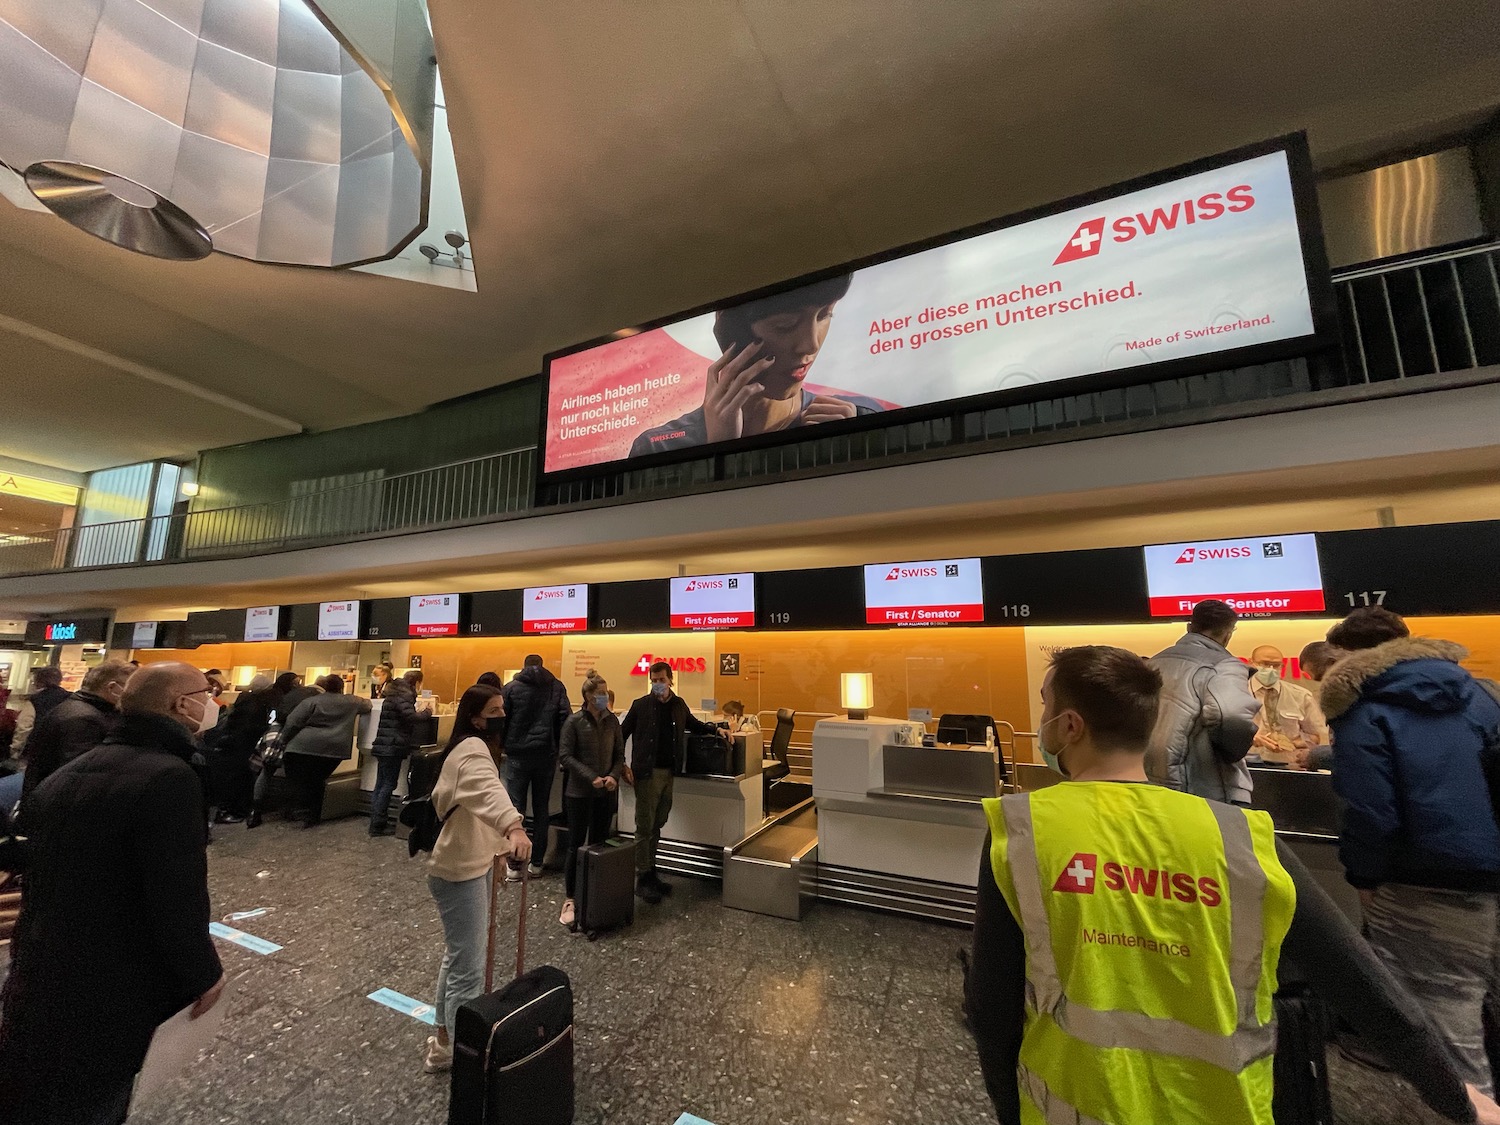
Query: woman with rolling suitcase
557 670 625 929
422 684 531 1076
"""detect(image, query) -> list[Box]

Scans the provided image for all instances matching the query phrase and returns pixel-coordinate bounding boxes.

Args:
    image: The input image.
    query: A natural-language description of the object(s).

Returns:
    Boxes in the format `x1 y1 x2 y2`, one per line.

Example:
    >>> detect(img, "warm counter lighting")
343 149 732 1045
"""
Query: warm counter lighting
841 672 874 721
231 665 257 688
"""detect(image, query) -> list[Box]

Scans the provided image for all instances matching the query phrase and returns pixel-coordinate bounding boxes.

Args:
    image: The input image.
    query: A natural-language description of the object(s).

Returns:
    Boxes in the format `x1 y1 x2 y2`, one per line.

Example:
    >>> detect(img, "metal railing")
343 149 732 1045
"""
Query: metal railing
2 243 1498 581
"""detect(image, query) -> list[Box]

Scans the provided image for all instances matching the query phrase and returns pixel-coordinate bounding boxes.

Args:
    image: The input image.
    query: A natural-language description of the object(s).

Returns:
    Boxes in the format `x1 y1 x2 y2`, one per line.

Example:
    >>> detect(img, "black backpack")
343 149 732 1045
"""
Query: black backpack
400 793 455 858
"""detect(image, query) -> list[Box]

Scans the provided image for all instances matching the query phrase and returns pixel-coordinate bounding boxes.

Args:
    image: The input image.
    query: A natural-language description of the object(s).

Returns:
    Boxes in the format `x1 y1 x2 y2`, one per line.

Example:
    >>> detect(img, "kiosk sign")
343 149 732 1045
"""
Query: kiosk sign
1144 534 1324 616
669 574 755 630
863 558 984 625
522 585 587 634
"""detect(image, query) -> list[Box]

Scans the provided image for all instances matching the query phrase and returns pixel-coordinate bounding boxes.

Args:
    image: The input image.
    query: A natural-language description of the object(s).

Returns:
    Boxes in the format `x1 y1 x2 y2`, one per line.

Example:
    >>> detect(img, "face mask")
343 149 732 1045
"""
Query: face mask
592 693 609 710
1036 713 1070 777
483 715 506 738
179 693 208 732
651 682 670 700
197 697 220 733
1255 667 1280 687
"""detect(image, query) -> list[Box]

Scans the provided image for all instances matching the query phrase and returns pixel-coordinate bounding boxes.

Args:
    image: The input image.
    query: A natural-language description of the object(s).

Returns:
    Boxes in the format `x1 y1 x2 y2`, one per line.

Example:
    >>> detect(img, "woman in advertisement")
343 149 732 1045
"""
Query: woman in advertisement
629 274 887 456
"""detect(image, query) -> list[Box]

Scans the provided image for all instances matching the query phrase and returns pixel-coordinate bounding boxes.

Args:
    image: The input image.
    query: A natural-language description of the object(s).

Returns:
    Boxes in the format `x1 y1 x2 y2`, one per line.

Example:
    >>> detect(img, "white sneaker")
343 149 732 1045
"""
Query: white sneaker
423 1035 452 1074
527 863 545 878
504 864 523 883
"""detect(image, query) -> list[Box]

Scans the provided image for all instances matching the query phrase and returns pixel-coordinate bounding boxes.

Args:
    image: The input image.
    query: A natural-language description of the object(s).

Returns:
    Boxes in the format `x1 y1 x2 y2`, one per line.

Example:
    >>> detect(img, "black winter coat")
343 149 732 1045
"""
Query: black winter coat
19 691 117 803
501 666 571 760
0 712 222 1105
218 688 275 757
619 692 719 780
26 685 70 725
370 685 419 759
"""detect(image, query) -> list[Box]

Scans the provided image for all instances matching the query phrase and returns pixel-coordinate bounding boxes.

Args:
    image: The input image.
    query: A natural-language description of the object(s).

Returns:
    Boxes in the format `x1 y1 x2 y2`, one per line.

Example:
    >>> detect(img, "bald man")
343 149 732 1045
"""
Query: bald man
1247 644 1329 767
0 662 224 1125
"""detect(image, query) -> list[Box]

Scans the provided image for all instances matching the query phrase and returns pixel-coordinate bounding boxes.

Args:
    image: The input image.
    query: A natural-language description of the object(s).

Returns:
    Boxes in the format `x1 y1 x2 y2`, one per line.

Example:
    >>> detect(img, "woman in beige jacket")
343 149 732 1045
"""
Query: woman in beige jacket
422 683 532 1074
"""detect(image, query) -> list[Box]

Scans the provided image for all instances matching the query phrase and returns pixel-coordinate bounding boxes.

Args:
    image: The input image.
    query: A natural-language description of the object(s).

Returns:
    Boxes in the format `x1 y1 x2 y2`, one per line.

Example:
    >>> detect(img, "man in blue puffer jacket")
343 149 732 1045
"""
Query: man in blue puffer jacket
1322 606 1500 1096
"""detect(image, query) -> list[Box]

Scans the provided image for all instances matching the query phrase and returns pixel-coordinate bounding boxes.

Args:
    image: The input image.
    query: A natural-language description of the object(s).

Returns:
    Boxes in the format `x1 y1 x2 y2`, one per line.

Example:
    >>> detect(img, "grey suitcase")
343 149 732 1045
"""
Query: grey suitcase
573 837 635 939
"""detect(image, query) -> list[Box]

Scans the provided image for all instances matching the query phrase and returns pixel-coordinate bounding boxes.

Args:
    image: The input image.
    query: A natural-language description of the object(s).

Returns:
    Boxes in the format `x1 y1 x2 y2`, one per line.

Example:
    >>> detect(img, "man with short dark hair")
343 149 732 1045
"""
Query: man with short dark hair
1145 599 1260 804
1298 641 1341 684
1321 606 1500 1096
0 662 224 1125
966 645 1500 1125
500 654 571 878
12 666 69 761
620 661 723 904
20 660 134 802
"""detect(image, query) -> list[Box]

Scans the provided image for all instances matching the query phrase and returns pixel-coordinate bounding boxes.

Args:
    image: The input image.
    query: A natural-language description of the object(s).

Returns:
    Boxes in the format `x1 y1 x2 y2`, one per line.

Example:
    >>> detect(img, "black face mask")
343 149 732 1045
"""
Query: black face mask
483 716 506 738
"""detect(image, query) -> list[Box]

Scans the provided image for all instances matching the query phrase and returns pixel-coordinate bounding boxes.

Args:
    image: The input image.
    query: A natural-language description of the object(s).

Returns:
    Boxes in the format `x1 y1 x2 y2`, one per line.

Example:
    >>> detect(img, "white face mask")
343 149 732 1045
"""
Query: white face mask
197 696 220 733
178 693 208 732
1255 667 1281 687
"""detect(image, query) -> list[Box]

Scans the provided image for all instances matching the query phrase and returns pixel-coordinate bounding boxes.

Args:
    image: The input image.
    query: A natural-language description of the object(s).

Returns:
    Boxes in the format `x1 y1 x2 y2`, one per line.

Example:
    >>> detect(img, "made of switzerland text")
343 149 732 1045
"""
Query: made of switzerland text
867 281 1140 354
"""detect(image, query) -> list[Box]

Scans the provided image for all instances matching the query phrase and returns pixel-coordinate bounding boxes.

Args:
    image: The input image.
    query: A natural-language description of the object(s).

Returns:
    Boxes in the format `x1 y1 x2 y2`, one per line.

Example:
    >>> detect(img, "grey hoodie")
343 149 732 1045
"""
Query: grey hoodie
1146 632 1260 804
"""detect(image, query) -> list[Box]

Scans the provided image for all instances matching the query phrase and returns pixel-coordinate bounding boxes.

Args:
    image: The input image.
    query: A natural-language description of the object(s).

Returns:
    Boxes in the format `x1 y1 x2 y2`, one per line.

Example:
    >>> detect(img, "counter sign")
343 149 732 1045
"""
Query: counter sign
409 594 461 637
523 585 587 634
863 557 984 625
243 606 280 642
317 600 361 641
1144 534 1323 617
669 573 754 630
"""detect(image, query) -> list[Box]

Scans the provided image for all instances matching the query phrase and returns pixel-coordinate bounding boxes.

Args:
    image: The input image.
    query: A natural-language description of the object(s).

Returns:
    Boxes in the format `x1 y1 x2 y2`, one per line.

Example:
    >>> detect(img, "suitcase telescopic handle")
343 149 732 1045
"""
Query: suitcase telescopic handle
485 854 529 993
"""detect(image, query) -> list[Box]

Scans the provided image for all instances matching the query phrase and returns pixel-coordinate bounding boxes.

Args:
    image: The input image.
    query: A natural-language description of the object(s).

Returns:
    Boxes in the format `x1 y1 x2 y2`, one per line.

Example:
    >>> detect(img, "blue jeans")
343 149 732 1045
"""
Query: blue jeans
502 755 555 866
428 870 492 1040
369 756 404 833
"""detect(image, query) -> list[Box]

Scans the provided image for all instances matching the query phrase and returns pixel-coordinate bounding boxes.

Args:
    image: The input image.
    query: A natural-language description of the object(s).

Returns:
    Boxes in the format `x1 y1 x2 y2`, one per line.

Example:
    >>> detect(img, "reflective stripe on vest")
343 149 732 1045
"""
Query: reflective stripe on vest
1019 1064 1114 1125
1000 793 1276 1073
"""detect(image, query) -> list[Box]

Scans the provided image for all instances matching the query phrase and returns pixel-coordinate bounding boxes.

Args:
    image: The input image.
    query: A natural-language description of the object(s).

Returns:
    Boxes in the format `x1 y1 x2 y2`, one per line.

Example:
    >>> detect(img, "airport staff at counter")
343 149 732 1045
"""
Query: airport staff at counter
1247 644 1328 766
966 645 1499 1125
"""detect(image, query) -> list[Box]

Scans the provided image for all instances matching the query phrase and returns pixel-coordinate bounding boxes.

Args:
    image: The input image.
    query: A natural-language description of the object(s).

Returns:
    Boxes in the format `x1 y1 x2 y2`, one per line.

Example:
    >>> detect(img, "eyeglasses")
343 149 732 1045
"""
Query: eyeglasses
179 687 211 700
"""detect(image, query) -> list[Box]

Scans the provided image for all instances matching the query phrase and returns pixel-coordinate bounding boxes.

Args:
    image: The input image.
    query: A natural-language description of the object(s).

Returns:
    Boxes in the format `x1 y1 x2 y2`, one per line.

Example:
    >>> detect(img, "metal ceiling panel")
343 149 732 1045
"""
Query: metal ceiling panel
0 0 105 72
65 80 183 189
339 69 396 161
182 38 277 156
139 0 205 37
258 155 338 264
0 20 83 167
276 0 340 75
170 130 269 256
198 0 277 68
332 149 393 265
85 0 197 128
269 67 341 165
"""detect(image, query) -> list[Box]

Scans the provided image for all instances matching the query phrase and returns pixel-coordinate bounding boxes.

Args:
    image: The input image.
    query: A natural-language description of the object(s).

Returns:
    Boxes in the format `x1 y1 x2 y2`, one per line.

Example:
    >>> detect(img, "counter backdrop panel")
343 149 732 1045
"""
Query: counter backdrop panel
982 547 1147 624
468 590 524 637
364 597 411 641
282 603 320 641
592 580 670 632
758 566 865 631
1317 521 1500 616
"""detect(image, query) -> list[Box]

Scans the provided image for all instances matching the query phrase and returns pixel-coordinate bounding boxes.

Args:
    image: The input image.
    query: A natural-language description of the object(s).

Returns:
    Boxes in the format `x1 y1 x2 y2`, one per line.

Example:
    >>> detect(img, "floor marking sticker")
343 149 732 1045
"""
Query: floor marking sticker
208 922 282 955
673 1115 718 1125
368 988 437 1025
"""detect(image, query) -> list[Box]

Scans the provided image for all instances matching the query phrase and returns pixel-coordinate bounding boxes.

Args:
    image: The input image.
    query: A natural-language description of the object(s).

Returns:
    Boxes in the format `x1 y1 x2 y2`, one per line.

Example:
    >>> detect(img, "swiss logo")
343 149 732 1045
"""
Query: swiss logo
1262 541 1283 558
1175 547 1196 565
1053 218 1105 265
1053 852 1097 894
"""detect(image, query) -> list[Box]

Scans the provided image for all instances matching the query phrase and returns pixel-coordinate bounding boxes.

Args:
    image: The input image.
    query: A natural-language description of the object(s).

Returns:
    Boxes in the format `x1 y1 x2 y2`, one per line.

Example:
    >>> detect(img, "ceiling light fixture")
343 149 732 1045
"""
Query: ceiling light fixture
418 230 470 270
24 161 211 261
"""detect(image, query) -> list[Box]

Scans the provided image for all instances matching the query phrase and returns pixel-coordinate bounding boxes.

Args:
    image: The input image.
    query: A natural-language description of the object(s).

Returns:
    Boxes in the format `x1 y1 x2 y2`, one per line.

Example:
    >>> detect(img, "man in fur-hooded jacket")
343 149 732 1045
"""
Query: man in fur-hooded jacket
1322 606 1500 1098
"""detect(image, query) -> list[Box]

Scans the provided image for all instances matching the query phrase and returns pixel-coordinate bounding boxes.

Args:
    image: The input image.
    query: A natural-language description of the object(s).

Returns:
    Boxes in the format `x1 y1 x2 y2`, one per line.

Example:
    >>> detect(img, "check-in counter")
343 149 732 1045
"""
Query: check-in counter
813 717 998 887
620 732 765 852
355 702 452 800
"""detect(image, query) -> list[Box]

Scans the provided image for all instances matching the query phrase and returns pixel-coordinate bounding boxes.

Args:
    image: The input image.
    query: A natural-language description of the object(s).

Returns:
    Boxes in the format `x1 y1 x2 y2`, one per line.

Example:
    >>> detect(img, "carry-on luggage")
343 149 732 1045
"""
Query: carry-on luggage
574 837 636 939
1272 985 1333 1125
449 858 575 1125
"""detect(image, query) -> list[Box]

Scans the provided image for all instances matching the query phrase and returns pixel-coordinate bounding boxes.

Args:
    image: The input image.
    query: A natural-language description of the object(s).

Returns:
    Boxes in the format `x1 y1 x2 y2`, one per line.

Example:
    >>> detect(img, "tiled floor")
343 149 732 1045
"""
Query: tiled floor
112 816 1455 1125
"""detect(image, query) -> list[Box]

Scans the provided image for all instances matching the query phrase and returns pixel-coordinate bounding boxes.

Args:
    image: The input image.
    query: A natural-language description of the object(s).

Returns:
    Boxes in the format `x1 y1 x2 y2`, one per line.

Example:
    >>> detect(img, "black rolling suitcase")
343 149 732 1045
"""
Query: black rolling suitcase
574 837 636 939
449 859 575 1125
1272 985 1333 1125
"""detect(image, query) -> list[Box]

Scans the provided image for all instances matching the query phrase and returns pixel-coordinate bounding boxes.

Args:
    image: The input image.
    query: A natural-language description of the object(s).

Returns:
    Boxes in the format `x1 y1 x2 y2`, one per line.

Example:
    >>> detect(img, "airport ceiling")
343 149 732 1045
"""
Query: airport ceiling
3 0 1498 473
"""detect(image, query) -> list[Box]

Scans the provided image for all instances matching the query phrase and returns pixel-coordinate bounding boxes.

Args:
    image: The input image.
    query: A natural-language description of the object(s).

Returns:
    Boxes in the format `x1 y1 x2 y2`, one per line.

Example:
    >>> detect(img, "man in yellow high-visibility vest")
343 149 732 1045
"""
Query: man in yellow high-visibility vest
966 644 1500 1125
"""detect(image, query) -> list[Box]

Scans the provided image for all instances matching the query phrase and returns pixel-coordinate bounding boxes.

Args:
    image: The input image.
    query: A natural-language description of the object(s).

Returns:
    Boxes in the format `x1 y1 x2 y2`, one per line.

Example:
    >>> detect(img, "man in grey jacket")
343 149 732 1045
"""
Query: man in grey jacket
1145 599 1260 805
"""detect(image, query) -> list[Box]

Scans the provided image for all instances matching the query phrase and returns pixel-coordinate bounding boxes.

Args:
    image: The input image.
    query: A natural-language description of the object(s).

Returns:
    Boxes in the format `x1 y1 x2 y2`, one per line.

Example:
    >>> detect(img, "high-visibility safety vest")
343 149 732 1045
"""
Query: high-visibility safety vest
983 782 1295 1125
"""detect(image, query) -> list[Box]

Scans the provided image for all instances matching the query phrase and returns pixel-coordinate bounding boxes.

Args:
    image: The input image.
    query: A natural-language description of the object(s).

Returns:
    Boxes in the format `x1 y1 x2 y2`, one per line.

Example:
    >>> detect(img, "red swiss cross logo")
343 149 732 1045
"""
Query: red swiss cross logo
1175 547 1196 564
1053 218 1105 265
1053 852 1098 894
632 654 653 676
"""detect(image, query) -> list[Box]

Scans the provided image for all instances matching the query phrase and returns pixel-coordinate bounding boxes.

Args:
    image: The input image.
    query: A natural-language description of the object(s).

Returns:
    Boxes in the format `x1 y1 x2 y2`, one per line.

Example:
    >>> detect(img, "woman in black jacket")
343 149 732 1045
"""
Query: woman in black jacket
209 675 274 822
368 679 418 837
556 670 625 928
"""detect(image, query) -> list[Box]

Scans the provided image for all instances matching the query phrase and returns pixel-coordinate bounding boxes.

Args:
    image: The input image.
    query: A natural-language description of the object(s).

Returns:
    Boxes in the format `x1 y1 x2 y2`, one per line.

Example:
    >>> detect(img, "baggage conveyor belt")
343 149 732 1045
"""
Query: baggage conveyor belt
722 799 818 920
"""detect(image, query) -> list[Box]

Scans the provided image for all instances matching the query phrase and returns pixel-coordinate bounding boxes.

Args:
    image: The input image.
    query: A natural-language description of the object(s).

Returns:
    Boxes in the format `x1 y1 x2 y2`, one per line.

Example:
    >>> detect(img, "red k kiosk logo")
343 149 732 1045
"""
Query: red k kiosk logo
1054 853 1098 894
1054 218 1105 264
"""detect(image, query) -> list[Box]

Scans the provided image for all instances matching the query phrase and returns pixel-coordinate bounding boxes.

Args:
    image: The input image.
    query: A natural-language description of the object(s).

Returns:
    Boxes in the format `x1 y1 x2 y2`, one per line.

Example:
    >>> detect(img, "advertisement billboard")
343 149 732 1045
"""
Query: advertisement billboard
522 585 588 634
863 558 984 626
243 606 280 642
1143 534 1324 617
317 600 361 641
669 573 755 630
541 135 1330 479
409 594 461 637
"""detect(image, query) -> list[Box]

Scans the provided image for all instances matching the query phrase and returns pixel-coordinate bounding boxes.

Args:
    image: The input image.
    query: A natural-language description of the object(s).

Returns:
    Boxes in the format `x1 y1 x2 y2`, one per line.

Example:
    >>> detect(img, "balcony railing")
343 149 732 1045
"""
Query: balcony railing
2 243 1498 581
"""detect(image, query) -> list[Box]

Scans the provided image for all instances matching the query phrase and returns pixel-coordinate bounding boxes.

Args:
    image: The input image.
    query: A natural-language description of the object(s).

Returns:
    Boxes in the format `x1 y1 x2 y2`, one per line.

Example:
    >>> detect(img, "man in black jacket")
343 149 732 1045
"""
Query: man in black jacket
0 662 225 1125
619 662 724 904
12 665 70 760
19 659 134 803
500 655 572 878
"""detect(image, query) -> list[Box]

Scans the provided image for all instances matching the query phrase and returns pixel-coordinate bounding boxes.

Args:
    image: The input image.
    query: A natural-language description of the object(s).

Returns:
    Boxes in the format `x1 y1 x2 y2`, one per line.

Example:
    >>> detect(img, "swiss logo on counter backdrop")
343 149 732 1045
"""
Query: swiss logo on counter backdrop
862 557 983 625
523 585 588 634
408 594 461 637
1053 218 1105 264
669 573 754 630
631 653 709 676
1144 533 1324 617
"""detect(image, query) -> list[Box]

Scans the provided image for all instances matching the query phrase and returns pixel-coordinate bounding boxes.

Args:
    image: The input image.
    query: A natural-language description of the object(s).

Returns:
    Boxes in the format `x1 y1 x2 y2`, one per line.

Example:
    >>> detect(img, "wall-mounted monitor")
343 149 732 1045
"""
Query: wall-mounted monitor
863 558 984 626
540 134 1331 482
317 600 362 641
132 621 160 648
758 566 865 631
243 606 280 642
522 585 588 634
1144 534 1324 617
409 594 462 637
592 580 670 632
669 573 755 630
